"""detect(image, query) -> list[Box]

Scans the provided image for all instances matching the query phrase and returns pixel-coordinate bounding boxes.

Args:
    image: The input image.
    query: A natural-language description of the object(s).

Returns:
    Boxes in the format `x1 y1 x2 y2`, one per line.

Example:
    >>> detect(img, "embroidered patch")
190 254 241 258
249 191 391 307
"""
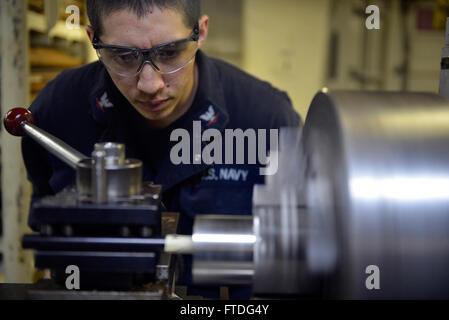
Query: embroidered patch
95 92 114 112
199 105 220 126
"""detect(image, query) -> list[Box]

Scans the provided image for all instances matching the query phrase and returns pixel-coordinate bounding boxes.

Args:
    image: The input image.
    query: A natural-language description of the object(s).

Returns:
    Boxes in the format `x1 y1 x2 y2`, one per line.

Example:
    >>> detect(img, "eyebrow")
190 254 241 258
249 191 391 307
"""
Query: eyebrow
95 38 192 56
94 23 199 51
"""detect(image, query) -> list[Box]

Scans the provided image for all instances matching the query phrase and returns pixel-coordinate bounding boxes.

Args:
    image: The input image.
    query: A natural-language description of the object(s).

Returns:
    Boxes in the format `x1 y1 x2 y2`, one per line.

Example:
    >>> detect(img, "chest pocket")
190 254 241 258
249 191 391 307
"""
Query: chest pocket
178 164 265 219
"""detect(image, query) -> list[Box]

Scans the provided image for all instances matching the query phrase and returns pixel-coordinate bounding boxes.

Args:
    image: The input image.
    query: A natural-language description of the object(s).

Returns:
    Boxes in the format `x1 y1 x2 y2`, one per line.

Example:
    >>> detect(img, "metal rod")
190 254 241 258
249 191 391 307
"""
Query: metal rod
92 149 108 203
22 235 166 252
21 122 86 169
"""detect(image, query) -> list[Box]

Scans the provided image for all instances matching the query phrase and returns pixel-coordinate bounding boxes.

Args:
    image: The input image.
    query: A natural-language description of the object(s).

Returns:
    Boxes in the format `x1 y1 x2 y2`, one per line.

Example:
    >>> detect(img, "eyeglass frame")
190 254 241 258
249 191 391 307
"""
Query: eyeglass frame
92 22 200 77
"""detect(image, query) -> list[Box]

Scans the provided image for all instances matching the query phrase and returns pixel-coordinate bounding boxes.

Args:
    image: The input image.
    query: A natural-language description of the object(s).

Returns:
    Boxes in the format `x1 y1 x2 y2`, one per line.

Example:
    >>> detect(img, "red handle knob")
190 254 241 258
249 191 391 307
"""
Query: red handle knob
3 107 35 136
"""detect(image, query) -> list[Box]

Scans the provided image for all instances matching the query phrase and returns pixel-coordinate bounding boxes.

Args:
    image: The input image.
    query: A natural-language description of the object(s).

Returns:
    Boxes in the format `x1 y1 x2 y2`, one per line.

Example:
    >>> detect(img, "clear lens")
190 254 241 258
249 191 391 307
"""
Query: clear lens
96 40 198 77
153 40 198 74
97 48 142 76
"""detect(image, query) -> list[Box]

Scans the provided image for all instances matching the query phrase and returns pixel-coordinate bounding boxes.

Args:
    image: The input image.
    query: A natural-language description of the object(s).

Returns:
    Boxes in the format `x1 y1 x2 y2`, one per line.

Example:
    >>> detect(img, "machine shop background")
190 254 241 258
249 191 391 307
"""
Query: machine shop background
0 0 447 285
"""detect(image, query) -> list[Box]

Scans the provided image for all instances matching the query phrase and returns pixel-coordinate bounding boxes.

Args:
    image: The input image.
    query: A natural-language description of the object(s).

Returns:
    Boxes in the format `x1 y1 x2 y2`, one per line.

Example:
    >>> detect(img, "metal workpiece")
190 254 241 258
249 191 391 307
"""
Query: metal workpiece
192 215 254 285
244 90 449 298
164 235 194 254
92 149 108 204
76 158 143 202
302 90 449 299
95 142 126 166
79 143 143 202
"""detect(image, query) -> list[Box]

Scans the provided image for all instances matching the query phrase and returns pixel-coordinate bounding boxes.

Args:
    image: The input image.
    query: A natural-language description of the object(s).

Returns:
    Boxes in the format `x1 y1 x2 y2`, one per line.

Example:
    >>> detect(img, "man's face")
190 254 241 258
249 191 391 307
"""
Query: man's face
88 8 208 128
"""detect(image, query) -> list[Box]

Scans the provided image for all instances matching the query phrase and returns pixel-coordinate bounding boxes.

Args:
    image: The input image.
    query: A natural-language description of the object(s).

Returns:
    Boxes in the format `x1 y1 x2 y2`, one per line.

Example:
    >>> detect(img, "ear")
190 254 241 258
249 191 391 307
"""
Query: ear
86 25 95 43
197 15 209 49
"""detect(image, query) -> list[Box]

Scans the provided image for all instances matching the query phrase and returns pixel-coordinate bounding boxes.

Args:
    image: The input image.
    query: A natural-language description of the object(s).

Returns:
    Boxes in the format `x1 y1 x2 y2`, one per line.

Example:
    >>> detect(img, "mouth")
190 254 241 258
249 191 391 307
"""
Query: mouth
138 98 171 112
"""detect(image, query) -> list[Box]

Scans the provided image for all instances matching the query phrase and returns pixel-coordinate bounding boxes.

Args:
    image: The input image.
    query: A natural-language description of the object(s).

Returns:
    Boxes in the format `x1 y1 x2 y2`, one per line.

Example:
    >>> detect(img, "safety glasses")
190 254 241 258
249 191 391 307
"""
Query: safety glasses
93 23 199 77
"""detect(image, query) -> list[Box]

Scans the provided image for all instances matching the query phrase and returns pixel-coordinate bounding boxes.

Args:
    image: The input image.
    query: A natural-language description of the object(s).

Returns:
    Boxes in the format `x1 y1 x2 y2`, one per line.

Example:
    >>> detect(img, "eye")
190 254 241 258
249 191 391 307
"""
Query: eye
155 41 189 61
110 49 139 64
156 47 180 60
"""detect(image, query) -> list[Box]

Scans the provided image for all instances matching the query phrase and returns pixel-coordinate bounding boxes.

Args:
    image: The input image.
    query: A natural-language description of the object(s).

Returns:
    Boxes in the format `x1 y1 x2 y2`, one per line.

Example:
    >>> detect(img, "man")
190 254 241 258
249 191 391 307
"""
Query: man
22 0 301 298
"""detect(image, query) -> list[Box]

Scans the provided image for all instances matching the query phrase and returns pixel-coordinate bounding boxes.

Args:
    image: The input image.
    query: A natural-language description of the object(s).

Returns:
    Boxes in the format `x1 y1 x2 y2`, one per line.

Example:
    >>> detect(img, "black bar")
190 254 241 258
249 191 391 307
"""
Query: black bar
34 251 157 273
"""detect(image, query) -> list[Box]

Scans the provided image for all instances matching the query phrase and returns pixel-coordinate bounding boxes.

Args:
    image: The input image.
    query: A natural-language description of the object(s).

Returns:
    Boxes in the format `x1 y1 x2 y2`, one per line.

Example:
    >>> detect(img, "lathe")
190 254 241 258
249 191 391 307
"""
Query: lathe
4 16 449 300
3 88 449 300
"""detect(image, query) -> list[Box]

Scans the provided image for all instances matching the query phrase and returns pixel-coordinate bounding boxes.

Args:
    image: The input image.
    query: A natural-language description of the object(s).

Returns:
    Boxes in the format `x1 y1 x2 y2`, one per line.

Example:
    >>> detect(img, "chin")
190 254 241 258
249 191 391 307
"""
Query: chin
139 106 175 124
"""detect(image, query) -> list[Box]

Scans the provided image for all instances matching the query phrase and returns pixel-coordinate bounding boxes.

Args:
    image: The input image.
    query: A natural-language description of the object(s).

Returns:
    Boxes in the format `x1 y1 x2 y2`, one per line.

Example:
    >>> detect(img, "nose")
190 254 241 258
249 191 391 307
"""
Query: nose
136 62 165 95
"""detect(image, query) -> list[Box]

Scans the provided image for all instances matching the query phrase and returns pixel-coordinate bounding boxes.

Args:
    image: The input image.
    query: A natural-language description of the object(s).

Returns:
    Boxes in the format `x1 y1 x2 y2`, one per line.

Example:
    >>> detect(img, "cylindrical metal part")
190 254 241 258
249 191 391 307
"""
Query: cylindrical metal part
21 122 86 169
164 235 194 254
91 149 107 204
302 90 449 299
22 234 166 252
94 142 125 166
249 90 449 299
76 158 142 201
192 215 254 285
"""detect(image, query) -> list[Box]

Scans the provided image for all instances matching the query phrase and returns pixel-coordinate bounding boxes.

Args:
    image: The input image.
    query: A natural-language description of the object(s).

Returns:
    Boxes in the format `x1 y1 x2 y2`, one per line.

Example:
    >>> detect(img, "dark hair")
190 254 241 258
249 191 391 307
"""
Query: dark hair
86 0 201 37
